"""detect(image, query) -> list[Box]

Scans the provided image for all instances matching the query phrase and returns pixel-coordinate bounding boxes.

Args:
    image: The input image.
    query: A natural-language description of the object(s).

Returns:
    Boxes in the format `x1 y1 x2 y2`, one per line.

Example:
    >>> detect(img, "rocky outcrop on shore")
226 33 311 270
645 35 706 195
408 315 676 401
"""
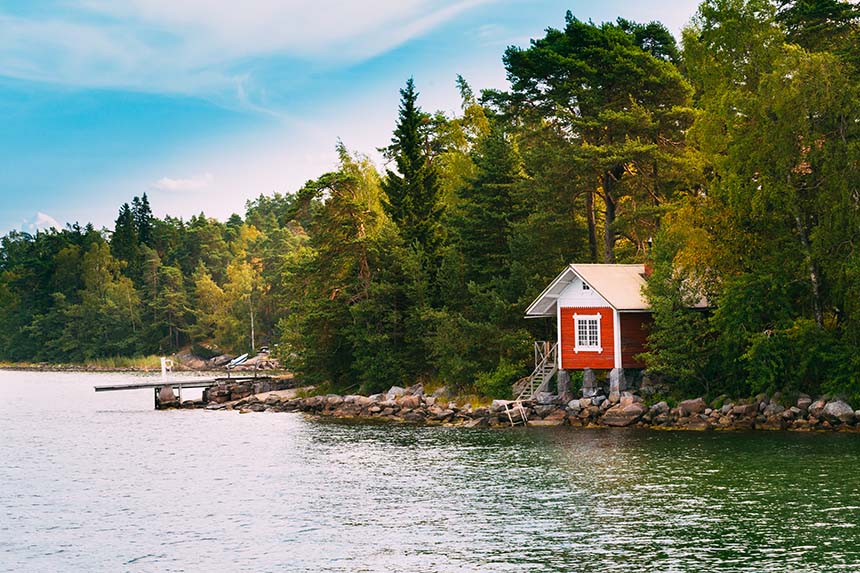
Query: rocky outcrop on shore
200 382 860 432
155 377 295 409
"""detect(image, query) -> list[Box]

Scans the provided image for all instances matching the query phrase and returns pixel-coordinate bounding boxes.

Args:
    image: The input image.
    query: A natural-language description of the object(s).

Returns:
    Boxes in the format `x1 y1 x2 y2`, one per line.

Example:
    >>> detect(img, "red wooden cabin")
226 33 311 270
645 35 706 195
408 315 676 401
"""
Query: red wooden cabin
525 264 657 371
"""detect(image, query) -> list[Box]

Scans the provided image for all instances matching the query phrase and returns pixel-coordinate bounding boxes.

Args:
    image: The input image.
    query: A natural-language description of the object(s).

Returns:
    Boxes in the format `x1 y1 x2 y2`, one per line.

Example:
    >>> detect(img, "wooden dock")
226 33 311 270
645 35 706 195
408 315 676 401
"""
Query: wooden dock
94 376 271 408
93 376 265 392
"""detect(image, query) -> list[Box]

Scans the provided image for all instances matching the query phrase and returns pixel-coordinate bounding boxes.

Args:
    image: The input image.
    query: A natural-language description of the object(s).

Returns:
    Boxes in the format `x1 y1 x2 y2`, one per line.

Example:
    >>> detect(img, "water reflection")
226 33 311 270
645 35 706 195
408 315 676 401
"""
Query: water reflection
1 371 859 572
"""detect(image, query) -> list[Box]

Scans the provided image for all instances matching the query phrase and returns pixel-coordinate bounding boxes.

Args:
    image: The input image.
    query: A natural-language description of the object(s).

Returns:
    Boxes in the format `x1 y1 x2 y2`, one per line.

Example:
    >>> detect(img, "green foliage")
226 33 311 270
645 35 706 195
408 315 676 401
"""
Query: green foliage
191 343 220 360
381 78 444 256
4 5 860 404
640 224 723 397
642 0 860 401
474 359 526 400
493 13 698 263
742 318 847 398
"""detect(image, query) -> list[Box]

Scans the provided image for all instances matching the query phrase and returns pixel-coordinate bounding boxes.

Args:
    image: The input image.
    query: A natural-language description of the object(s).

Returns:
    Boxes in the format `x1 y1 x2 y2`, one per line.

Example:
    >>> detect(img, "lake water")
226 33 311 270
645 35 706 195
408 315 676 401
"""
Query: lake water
2 371 860 572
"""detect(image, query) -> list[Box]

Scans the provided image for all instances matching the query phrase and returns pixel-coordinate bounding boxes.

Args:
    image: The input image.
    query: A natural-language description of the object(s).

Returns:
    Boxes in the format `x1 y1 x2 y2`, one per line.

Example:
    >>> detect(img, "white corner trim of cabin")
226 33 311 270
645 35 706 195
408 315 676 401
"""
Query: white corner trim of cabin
556 303 562 368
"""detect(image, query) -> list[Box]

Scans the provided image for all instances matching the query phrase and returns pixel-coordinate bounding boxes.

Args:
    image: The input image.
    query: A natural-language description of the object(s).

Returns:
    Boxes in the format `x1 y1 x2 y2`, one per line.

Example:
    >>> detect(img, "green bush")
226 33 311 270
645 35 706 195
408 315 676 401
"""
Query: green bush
191 343 220 360
743 318 846 398
474 359 526 399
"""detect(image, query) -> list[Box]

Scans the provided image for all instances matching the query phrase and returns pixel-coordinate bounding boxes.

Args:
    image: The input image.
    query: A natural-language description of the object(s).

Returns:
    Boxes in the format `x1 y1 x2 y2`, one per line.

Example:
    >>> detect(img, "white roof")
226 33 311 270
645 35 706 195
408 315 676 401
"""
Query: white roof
574 264 650 310
525 264 650 317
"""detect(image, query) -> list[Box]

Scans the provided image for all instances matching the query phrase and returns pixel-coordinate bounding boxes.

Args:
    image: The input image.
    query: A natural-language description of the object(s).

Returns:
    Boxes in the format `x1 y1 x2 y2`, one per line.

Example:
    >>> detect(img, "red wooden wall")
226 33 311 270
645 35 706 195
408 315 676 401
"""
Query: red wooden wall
620 312 652 368
559 307 615 370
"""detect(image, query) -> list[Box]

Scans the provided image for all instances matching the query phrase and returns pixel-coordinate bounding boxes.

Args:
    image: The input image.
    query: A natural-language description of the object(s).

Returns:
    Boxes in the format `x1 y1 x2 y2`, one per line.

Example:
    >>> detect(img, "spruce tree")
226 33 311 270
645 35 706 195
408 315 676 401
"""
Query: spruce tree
111 203 139 267
132 193 154 246
381 78 443 255
453 123 521 285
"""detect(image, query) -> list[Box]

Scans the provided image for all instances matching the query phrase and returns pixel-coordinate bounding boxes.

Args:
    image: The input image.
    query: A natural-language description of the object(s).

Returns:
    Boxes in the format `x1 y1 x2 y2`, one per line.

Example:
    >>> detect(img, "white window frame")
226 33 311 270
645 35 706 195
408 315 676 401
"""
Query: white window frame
573 312 602 353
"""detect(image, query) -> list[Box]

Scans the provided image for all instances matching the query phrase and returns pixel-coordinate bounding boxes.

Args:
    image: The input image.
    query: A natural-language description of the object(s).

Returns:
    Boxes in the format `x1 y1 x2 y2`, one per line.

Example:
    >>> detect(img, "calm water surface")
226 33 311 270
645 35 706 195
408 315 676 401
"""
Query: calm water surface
1 370 859 572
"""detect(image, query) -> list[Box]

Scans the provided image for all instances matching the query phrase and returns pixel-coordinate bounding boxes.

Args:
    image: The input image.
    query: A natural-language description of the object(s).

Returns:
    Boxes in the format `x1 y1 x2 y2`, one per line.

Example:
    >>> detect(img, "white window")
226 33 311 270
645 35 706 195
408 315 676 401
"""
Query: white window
574 313 602 352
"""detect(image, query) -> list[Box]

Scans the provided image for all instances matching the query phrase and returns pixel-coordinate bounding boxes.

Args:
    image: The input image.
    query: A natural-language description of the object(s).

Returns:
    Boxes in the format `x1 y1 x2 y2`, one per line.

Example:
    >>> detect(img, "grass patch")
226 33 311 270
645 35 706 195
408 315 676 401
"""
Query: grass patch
83 355 163 370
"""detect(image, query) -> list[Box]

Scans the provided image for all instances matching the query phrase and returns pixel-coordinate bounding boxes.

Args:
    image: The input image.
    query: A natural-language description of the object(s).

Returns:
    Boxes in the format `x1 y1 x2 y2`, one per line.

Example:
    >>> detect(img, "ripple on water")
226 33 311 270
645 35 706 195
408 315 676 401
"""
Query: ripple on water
1 372 860 572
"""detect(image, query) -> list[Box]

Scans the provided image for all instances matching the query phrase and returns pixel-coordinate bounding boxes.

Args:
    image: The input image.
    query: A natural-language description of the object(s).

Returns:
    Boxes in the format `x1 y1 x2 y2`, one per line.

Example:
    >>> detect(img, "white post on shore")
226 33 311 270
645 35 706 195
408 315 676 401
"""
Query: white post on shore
160 356 178 402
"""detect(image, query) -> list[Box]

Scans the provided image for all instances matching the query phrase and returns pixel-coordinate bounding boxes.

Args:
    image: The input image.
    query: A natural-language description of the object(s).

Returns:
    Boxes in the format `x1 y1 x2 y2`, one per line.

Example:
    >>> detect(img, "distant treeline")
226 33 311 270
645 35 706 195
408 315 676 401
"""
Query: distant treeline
3 1 860 401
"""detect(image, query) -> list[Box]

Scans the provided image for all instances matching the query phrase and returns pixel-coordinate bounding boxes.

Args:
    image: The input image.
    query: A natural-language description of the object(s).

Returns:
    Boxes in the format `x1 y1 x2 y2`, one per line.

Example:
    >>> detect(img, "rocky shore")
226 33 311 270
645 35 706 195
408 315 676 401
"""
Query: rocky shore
195 381 860 432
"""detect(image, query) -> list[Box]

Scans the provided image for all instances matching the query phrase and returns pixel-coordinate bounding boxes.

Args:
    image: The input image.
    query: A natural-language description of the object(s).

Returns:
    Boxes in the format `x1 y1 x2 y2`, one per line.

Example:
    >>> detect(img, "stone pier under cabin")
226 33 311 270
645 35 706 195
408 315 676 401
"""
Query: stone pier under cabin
522 263 672 400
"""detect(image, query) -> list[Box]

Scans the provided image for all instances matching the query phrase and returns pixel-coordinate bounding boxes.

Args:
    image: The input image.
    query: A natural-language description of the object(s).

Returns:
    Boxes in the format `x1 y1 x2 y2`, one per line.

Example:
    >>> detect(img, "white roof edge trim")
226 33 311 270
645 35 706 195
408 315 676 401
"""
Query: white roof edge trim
523 265 578 317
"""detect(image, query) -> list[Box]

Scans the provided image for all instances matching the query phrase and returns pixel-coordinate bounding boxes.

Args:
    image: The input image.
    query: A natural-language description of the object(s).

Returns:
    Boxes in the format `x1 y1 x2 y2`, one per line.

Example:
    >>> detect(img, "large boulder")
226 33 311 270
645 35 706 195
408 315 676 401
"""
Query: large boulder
796 394 812 412
650 401 670 415
763 402 785 417
534 392 554 405
399 395 421 409
678 398 707 417
731 403 758 417
534 405 558 418
158 385 177 405
405 383 424 397
809 399 827 417
603 402 647 427
490 400 509 413
823 400 855 424
386 386 406 400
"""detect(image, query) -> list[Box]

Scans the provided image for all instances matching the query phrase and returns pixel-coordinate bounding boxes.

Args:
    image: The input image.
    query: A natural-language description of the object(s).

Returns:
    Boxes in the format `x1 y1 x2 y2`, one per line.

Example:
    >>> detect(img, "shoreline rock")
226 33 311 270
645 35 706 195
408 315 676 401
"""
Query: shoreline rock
194 382 860 433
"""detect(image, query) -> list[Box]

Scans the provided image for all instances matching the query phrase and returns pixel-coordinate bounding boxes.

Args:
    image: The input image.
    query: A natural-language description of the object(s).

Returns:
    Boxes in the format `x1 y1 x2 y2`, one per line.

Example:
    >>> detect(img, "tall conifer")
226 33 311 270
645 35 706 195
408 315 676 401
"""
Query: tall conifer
381 79 443 255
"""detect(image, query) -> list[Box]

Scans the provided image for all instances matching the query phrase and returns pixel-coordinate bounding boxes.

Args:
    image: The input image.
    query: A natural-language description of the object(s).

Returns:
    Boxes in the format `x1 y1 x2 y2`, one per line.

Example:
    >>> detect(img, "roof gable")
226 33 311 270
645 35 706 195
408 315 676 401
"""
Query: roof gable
571 264 649 311
525 264 650 317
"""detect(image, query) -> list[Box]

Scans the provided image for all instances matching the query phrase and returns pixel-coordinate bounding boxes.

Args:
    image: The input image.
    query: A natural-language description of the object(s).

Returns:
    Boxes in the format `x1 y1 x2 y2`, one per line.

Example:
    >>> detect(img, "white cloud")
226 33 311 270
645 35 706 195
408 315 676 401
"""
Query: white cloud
23 212 60 233
0 0 493 100
152 172 213 192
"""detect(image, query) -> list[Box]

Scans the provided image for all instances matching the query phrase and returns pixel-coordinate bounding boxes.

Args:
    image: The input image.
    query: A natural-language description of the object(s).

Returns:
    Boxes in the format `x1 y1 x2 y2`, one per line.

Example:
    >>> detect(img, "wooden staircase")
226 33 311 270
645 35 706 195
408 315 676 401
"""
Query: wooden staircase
516 341 559 402
501 342 559 426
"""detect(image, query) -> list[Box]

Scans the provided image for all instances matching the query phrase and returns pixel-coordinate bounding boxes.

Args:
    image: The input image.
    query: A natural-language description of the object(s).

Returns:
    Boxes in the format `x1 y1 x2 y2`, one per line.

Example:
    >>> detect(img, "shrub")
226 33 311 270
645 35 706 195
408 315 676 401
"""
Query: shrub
474 359 526 399
191 343 220 360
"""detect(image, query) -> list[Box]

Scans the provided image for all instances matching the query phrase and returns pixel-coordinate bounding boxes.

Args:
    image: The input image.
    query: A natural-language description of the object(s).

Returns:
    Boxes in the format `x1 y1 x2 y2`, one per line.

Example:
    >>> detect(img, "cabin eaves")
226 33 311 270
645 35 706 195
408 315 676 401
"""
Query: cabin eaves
525 264 650 317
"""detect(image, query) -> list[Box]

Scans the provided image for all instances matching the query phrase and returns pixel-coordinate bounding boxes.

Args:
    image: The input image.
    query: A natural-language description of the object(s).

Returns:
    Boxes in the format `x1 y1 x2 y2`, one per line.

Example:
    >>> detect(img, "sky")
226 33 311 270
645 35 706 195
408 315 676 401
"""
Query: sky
0 0 702 235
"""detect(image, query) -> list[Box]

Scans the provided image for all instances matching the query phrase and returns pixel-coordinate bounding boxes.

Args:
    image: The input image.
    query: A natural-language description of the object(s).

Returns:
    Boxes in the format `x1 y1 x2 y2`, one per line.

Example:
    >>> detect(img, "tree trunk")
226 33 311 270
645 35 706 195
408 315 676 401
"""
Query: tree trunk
795 214 824 328
585 189 598 262
250 301 256 352
788 173 824 329
602 172 617 263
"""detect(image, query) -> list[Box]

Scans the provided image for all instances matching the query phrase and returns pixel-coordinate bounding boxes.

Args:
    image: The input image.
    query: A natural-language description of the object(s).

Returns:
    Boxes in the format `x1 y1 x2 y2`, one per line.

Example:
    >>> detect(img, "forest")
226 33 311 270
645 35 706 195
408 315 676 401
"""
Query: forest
2 0 860 402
